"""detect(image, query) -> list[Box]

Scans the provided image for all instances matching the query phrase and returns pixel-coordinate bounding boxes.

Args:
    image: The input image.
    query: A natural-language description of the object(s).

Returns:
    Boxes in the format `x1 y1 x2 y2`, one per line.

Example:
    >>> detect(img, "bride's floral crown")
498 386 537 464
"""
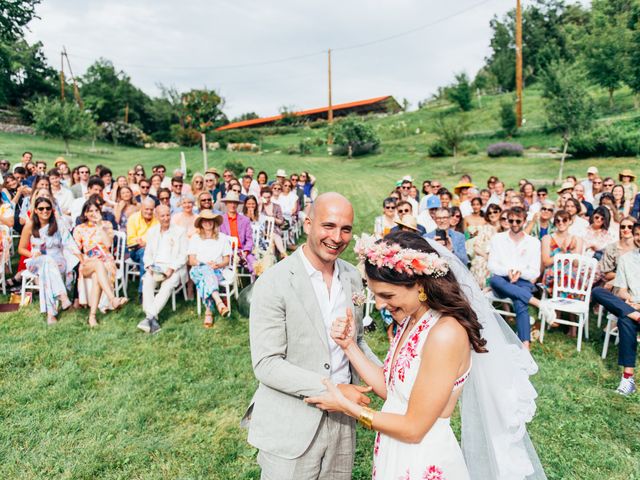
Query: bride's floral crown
353 234 449 278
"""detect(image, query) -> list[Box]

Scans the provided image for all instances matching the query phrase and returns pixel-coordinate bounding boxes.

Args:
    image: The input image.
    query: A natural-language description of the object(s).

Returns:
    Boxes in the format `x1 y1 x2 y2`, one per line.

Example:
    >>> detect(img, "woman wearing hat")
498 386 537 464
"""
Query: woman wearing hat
187 210 232 327
619 169 637 205
54 157 72 187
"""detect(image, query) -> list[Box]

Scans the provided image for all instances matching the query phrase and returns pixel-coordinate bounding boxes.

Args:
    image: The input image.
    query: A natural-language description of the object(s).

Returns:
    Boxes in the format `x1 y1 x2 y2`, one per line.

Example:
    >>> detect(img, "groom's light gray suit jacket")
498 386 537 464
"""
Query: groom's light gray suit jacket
244 251 380 459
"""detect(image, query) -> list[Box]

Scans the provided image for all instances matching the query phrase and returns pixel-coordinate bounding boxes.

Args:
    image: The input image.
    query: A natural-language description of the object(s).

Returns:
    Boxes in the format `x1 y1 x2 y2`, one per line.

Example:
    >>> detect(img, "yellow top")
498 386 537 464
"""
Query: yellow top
126 211 158 247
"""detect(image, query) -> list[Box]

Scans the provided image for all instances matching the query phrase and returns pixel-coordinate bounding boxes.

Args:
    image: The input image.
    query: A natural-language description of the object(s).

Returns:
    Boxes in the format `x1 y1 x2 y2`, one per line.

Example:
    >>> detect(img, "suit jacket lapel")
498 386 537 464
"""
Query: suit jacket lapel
289 253 330 351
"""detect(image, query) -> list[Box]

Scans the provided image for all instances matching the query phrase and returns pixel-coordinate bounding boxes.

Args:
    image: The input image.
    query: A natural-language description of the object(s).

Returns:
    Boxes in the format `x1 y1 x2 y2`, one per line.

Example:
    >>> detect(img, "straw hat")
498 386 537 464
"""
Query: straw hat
54 157 68 167
453 181 475 195
221 192 241 203
205 167 220 177
194 209 223 229
587 166 598 175
619 169 636 181
556 181 574 194
276 169 287 177
394 215 419 232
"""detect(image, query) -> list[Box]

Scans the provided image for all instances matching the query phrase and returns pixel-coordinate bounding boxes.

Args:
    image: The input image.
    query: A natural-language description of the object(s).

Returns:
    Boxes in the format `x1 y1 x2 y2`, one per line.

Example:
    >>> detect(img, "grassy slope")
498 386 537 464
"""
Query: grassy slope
1 85 640 479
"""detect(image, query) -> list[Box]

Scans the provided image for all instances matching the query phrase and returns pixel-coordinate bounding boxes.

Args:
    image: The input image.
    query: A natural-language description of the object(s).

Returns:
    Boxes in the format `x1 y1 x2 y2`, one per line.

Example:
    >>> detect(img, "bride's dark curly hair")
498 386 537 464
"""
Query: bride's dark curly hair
365 230 487 353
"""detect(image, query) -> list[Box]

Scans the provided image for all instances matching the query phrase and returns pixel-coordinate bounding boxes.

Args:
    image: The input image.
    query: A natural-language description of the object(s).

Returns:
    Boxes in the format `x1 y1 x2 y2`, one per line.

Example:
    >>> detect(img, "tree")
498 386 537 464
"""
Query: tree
181 88 228 132
0 0 41 42
27 98 95 153
432 114 469 157
499 99 518 137
447 73 473 111
232 112 259 123
541 62 595 181
331 117 380 157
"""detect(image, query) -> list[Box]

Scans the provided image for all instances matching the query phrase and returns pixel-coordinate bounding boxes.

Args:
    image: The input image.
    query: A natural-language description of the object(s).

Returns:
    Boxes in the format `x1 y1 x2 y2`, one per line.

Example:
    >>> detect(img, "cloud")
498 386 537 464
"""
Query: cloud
26 0 515 118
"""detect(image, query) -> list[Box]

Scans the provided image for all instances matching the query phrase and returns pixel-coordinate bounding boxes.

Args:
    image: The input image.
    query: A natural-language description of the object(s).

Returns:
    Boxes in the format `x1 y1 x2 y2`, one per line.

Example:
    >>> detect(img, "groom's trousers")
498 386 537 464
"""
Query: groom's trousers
257 411 355 480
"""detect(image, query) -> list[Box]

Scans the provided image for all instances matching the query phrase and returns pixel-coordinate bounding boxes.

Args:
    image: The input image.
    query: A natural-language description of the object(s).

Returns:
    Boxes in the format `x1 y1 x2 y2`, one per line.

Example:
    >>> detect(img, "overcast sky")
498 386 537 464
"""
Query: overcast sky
27 0 522 118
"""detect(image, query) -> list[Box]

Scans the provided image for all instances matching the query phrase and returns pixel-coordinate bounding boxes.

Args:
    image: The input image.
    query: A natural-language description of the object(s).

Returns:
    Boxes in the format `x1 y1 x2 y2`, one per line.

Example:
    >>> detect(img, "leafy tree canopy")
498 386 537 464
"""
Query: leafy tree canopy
0 0 41 42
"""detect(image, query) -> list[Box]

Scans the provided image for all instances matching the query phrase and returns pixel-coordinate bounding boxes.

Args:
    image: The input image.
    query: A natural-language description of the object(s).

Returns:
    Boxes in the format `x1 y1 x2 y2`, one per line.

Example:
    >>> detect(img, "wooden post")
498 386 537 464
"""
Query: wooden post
180 151 187 175
124 104 129 124
60 52 65 101
63 47 84 109
327 49 334 145
201 133 208 172
515 0 523 128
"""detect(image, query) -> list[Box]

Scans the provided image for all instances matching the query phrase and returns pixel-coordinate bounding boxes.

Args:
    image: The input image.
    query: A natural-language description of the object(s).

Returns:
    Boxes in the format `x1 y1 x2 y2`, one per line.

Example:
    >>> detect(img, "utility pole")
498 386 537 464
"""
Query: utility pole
515 0 523 127
63 46 84 109
60 51 65 101
327 48 333 145
124 103 129 124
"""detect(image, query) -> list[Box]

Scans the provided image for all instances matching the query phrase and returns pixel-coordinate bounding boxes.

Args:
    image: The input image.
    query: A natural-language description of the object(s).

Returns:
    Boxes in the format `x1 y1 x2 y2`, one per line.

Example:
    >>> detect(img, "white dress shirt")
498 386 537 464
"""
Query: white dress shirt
299 247 351 385
488 231 541 282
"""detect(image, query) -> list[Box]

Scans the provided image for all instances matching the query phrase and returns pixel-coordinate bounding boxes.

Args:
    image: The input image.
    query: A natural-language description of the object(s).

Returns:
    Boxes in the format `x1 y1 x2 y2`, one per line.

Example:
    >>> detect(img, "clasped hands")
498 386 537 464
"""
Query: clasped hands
508 269 521 283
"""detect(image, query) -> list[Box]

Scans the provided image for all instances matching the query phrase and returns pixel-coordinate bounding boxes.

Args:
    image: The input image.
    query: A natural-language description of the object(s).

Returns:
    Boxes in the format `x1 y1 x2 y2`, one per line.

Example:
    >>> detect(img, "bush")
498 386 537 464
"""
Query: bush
171 126 202 147
100 121 148 147
299 137 313 155
499 100 518 137
224 159 245 177
428 140 452 157
447 73 473 112
331 117 380 157
486 142 524 157
568 125 640 158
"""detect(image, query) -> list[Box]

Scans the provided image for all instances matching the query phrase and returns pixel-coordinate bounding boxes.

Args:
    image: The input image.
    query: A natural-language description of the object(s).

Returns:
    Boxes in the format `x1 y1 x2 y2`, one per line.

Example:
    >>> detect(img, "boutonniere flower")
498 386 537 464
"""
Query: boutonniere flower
352 291 367 307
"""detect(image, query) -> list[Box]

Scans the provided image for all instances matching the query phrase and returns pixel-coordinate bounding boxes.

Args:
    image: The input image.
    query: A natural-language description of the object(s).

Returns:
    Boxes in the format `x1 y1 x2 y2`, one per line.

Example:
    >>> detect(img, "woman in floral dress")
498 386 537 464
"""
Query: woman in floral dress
540 210 583 295
469 204 502 289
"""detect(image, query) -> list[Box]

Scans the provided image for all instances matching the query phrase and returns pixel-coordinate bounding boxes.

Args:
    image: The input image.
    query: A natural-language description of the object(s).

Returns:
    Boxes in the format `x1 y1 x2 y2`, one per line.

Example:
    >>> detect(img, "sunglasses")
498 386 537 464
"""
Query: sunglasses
232 189 241 193
140 185 150 189
555 218 569 224
540 207 554 212
592 215 603 221
488 210 500 215
593 181 602 184
604 183 614 187
431 185 441 189
194 180 203 184
620 224 634 230
507 219 523 225
398 209 411 214
159 197 170 201
200 198 212 202
79 170 89 175
36 206 52 212
400 186 410 190
384 206 396 210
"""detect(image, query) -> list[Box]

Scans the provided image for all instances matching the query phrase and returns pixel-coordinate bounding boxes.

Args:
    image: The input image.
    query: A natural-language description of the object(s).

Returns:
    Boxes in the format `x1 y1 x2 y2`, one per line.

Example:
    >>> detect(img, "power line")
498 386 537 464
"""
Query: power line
66 0 497 72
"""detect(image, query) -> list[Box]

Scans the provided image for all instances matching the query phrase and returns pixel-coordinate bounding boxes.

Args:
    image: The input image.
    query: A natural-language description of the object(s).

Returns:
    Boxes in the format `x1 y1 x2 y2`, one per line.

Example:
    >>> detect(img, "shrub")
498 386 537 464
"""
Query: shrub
428 140 452 157
499 100 518 137
486 142 524 157
432 114 469 156
224 159 245 177
447 73 473 111
100 121 148 147
331 117 380 157
299 137 313 155
171 126 202 147
568 125 640 158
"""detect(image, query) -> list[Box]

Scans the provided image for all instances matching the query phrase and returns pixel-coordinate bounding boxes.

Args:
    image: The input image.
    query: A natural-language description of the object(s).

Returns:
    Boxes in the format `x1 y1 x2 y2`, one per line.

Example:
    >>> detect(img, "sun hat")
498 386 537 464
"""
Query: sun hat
402 175 414 183
619 169 636 181
556 181 574 194
587 166 598 175
221 192 241 203
276 169 287 178
394 215 419 232
54 157 68 167
194 209 223 229
205 167 220 177
453 181 475 195
426 196 442 209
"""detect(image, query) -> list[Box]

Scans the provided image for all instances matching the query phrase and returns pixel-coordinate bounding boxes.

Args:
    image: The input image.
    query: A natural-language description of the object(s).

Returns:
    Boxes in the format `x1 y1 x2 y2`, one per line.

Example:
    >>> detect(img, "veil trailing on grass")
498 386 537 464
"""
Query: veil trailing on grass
425 238 547 480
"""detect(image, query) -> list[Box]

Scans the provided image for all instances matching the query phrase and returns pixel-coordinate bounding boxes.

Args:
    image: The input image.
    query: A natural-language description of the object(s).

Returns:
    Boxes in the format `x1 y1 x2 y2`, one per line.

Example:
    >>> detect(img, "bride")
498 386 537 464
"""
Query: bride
306 230 546 479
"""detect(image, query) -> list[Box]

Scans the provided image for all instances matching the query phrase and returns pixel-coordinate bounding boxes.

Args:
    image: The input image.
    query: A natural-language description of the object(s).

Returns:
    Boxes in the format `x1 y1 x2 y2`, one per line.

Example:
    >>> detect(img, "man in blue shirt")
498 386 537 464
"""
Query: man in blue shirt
424 207 469 265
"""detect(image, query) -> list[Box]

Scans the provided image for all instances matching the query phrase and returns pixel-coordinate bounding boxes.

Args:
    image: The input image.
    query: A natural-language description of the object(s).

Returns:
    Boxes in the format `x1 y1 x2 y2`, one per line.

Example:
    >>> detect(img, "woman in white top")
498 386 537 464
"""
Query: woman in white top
565 197 589 237
187 210 231 328
276 179 299 219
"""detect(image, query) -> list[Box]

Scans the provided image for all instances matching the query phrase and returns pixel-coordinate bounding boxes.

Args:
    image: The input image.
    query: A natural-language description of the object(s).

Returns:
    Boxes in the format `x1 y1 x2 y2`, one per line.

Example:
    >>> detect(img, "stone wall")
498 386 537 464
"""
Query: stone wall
0 122 35 135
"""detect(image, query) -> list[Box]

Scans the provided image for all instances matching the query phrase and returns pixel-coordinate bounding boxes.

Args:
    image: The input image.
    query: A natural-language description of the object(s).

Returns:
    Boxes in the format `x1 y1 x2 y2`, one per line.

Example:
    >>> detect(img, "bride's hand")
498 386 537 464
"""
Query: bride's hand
330 308 356 349
304 379 371 415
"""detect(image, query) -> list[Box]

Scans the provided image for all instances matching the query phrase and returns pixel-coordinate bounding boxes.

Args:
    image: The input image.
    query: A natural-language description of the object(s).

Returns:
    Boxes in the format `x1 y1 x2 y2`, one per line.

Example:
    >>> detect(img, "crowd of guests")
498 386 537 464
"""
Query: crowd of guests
0 151 316 331
372 166 640 396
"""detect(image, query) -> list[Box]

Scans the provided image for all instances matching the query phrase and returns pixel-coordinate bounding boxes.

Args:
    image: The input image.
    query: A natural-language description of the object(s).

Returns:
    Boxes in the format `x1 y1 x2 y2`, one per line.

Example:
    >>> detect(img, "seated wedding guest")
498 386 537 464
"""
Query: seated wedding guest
453 180 474 216
374 197 397 238
540 210 583 295
583 206 615 259
520 181 537 209
488 207 542 349
70 176 104 223
591 222 640 396
126 198 159 291
449 206 464 234
188 210 231 327
18 197 77 325
416 195 440 233
573 183 593 217
153 164 171 189
169 176 184 214
54 157 72 186
598 216 636 289
259 186 287 258
134 178 159 206
463 197 486 235
565 197 589 237
524 200 555 239
114 186 139 231
612 184 630 219
149 174 162 197
74 194 117 230
48 168 73 216
70 165 90 199
425 207 468 265
172 169 192 195
393 214 422 235
100 167 114 199
439 189 453 209
619 169 638 205
277 178 298 221
470 204 502 289
157 187 171 209
191 173 205 199
0 190 14 229
172 194 197 238
74 199 128 327
137 205 187 335
204 172 221 203
220 192 255 276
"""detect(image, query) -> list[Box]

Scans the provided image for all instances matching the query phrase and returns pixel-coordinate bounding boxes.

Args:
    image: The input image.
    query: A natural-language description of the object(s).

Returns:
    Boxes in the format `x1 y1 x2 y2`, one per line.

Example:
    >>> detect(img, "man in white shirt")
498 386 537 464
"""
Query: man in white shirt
399 178 418 215
48 168 73 217
487 181 506 208
488 206 542 349
138 205 187 334
581 166 598 203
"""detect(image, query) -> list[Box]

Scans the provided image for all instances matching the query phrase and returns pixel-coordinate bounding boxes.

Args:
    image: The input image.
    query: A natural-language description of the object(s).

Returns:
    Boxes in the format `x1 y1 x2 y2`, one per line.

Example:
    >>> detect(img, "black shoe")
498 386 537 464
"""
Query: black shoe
149 318 161 334
137 317 152 333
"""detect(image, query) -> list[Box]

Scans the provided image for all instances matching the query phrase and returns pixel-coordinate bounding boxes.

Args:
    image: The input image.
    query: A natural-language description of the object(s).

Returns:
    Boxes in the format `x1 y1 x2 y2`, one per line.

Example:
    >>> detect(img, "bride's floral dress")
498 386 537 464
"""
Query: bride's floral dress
373 310 471 480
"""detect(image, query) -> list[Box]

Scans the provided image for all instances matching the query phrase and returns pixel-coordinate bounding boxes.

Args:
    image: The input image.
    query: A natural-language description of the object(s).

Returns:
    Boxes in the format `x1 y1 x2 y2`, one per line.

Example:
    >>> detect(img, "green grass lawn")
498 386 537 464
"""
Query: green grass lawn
1 117 640 479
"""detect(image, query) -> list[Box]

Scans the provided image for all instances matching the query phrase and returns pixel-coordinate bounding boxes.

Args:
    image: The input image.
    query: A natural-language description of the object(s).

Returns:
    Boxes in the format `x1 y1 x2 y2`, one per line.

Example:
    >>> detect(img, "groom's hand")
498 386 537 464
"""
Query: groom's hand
337 384 372 407
331 308 356 349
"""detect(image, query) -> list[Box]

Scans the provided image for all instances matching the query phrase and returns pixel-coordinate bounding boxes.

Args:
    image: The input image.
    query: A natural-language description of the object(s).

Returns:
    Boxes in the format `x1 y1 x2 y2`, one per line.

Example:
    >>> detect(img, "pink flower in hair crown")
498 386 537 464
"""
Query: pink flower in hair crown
353 234 449 278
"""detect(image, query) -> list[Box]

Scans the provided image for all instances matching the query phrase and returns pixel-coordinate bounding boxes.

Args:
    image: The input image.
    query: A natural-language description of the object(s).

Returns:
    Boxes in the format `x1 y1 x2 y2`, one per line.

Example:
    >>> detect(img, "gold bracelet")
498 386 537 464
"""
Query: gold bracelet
357 406 375 430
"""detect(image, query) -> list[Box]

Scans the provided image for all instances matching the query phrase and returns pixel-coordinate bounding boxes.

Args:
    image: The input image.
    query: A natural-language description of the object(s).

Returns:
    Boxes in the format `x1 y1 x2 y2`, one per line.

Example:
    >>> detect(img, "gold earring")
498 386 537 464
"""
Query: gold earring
418 287 427 303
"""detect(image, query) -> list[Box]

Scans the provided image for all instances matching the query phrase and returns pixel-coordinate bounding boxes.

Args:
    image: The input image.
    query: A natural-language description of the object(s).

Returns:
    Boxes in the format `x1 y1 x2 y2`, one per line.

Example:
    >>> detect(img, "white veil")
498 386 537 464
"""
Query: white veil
425 238 547 480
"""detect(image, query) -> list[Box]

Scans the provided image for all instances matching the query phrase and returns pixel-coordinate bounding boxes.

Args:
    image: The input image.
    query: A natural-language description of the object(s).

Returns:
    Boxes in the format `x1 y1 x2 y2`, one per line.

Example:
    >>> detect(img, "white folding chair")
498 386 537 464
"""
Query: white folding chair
538 254 598 351
113 231 128 298
20 270 39 306
485 290 535 326
124 255 141 292
0 225 12 294
598 305 620 359
362 287 376 328
261 216 275 251
196 236 239 316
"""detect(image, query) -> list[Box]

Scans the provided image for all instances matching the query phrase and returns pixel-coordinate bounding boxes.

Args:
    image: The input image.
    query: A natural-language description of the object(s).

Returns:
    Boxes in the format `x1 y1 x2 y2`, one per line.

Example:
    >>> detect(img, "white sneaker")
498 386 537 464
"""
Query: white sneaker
137 318 151 333
615 376 636 396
